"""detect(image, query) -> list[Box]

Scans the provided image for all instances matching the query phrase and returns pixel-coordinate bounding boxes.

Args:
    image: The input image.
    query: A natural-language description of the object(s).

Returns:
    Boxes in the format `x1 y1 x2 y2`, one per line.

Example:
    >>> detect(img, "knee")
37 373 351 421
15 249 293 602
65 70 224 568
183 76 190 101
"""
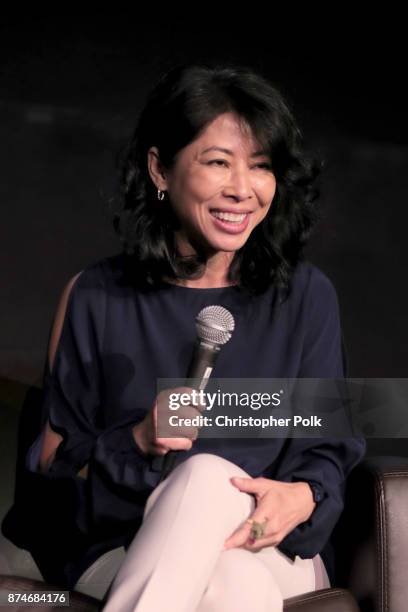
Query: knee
206 549 282 603
216 549 274 583
144 453 243 516
178 453 249 480
176 454 255 510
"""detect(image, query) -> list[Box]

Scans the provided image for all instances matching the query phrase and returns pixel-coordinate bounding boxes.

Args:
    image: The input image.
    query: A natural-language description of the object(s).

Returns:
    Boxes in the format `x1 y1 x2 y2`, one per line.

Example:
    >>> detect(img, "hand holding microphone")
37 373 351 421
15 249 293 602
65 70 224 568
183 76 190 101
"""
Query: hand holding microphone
160 304 235 480
134 305 235 479
132 386 207 456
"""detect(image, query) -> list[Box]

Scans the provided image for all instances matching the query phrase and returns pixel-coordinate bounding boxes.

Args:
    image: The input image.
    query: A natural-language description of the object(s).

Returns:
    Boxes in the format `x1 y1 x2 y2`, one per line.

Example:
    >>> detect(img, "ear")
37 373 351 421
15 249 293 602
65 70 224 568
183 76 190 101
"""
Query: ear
147 146 168 191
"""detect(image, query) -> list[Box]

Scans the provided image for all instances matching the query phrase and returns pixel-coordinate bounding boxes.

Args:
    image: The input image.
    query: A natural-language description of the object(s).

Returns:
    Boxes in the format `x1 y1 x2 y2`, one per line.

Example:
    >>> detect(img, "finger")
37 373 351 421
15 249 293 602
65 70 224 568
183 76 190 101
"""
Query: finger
230 477 269 496
168 387 207 413
171 386 196 394
152 446 169 456
244 535 279 551
225 508 273 550
159 420 199 440
178 405 205 420
224 529 251 551
159 403 203 439
243 515 283 550
155 405 200 438
156 437 193 451
158 389 206 424
243 522 284 550
178 392 207 414
167 386 200 404
166 438 193 451
224 520 255 550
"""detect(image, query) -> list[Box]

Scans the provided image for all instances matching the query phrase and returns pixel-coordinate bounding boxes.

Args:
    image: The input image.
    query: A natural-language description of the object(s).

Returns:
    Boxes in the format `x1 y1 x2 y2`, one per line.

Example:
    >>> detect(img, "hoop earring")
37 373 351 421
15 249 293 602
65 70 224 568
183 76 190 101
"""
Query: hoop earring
157 189 166 201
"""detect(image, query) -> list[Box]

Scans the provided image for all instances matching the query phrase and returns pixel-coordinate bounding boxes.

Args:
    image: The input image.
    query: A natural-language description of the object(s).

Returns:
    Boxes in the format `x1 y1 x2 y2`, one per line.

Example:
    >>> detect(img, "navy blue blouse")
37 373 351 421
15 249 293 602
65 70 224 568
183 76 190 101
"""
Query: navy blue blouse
3 252 366 588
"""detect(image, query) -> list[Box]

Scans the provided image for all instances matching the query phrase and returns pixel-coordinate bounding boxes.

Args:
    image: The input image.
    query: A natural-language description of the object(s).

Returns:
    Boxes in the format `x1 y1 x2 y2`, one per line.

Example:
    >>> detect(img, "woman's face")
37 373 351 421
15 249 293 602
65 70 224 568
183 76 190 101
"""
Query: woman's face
149 112 277 256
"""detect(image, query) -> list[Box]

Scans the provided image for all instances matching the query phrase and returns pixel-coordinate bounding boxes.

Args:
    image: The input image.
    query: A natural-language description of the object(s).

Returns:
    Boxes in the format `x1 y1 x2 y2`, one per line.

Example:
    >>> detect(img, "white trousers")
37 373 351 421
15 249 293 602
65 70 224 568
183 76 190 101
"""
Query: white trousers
91 453 330 612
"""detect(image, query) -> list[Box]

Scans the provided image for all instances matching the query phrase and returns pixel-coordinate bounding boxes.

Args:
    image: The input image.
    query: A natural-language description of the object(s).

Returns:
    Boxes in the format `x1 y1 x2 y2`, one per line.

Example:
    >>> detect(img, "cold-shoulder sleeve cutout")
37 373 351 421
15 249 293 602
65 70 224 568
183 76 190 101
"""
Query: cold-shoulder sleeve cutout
28 261 160 531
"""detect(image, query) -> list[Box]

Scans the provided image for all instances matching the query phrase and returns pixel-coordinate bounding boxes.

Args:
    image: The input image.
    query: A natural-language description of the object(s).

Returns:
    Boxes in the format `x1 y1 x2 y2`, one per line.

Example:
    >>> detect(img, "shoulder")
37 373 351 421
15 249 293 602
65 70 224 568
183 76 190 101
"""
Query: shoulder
80 252 133 290
53 254 125 328
283 262 342 339
290 264 345 376
61 253 125 297
48 257 117 374
290 261 340 309
291 261 337 293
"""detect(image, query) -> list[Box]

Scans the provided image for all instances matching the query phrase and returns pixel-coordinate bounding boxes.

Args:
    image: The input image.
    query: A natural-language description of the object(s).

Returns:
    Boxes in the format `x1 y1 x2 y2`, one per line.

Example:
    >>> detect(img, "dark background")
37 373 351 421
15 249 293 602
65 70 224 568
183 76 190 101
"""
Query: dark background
1 12 406 385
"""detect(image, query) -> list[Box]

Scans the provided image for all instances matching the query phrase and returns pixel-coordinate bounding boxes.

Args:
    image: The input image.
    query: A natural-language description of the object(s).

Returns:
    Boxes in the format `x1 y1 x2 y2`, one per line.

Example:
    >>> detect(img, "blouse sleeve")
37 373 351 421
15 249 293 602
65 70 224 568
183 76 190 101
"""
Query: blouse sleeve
40 269 104 476
274 267 366 559
33 265 159 527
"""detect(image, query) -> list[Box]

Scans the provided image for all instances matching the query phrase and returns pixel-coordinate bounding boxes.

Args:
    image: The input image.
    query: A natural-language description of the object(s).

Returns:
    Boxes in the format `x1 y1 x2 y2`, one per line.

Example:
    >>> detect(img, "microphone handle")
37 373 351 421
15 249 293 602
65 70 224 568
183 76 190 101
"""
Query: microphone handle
158 341 220 482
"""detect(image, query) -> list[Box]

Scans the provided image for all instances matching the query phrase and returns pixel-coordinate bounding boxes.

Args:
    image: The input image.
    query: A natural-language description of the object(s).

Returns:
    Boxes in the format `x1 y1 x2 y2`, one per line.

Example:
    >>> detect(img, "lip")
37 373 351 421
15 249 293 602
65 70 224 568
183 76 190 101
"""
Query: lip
210 208 254 214
210 210 250 234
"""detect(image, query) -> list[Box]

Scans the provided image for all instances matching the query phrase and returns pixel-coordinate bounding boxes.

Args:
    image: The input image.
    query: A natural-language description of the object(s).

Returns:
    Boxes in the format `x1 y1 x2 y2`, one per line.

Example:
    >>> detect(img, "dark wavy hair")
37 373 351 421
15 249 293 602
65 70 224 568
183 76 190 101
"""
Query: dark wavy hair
111 61 321 295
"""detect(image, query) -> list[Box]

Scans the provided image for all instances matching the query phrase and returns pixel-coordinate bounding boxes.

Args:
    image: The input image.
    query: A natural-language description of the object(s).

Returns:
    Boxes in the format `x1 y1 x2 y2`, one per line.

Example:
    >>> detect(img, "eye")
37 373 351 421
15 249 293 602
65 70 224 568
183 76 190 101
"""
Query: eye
254 163 273 171
206 160 273 171
207 159 229 167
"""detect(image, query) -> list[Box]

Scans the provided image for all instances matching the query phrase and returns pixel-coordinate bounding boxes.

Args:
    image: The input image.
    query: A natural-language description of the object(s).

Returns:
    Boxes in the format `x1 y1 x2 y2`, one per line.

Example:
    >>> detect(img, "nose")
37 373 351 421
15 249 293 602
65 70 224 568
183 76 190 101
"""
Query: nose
222 166 253 202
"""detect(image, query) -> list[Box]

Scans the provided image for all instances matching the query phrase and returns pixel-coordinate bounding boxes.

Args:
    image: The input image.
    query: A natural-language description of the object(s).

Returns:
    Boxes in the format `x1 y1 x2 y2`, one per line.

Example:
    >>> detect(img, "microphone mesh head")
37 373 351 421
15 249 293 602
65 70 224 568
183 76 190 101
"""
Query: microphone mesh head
196 305 235 346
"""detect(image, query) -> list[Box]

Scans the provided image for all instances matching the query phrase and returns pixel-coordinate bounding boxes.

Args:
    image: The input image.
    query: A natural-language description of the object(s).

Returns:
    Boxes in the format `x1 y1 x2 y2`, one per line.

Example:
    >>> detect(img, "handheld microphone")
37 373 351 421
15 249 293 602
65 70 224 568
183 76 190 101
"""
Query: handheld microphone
158 305 235 482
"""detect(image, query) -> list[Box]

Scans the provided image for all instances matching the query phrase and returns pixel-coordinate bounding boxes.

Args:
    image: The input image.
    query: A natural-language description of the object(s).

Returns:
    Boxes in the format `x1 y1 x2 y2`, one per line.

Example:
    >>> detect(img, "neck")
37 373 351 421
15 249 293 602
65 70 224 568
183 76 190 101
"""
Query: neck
171 238 237 288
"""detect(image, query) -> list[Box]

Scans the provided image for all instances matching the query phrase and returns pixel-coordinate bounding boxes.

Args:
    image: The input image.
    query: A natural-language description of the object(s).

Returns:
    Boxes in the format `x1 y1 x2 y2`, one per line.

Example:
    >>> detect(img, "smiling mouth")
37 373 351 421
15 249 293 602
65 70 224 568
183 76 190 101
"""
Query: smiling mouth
210 210 249 224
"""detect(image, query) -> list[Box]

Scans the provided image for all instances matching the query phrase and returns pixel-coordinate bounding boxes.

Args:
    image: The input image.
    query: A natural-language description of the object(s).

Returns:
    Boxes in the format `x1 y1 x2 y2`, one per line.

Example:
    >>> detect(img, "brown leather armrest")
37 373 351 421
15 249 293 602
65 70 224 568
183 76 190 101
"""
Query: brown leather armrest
284 587 360 611
332 455 408 612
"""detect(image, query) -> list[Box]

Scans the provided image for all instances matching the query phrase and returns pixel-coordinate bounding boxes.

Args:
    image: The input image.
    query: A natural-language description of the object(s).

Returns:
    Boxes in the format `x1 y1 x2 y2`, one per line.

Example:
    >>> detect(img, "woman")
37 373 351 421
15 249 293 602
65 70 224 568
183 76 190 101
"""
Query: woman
6 63 365 611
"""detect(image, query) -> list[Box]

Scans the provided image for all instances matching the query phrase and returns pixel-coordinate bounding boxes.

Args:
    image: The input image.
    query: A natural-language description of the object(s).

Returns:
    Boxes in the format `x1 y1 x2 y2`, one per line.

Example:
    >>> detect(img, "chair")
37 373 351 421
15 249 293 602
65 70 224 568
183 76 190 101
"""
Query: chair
1 378 408 611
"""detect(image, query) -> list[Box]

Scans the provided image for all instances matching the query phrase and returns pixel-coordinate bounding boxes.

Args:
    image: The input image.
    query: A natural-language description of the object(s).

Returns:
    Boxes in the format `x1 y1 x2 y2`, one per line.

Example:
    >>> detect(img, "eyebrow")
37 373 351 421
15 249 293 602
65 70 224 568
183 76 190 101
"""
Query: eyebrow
201 146 269 157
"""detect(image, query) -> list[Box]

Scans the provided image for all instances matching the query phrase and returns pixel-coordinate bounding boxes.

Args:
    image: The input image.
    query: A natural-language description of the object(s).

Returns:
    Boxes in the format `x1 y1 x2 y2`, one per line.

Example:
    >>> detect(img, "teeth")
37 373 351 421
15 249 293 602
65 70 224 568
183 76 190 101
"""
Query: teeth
211 211 247 223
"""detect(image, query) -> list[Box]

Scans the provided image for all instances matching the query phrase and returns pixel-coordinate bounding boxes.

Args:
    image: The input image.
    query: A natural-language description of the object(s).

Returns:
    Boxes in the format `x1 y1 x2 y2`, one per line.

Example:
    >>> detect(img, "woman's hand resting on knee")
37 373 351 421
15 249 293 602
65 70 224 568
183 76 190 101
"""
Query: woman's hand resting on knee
223 477 316 552
132 387 206 456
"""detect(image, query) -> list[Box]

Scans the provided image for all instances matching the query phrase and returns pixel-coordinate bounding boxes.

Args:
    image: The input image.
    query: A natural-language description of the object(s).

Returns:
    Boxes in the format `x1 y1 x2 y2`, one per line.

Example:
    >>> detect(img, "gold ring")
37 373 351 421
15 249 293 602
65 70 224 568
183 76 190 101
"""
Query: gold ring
245 519 268 540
